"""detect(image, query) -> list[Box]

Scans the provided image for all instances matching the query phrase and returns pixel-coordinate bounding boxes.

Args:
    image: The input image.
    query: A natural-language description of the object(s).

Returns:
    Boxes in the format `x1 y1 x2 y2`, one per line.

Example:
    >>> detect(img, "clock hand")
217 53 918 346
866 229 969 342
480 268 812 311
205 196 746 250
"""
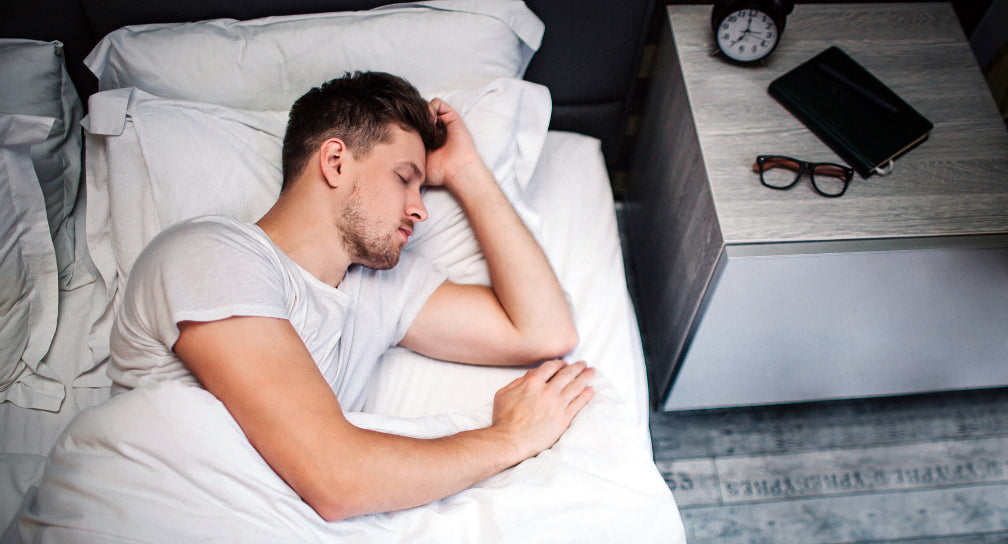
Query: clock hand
729 19 759 46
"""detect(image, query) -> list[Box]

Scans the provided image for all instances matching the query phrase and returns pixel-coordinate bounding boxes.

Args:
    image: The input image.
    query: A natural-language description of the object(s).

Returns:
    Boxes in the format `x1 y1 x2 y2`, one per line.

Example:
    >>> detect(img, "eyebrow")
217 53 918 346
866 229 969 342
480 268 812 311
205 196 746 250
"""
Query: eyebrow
399 161 424 183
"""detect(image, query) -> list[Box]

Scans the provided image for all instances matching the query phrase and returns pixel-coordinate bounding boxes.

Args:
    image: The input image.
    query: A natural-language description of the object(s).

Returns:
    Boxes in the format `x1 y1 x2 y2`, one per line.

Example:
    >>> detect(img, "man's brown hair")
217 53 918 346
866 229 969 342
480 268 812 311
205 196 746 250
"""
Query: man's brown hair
281 71 447 190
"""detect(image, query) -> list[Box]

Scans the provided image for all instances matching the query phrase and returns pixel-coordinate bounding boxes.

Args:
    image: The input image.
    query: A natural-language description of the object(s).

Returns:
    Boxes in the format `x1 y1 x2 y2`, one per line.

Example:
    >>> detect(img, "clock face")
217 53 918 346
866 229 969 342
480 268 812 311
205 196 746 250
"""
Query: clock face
716 8 779 62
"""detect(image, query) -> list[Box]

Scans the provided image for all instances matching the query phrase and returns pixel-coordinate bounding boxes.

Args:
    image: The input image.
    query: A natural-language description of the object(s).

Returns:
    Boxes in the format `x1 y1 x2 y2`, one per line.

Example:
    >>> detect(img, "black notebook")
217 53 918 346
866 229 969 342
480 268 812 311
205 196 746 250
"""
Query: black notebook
768 46 933 178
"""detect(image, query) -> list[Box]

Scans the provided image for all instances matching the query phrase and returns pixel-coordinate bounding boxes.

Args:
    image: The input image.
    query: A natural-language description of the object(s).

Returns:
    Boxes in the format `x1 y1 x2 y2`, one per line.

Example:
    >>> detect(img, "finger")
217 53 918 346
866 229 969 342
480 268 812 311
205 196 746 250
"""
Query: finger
565 386 595 419
560 366 596 402
432 97 455 116
428 99 441 122
497 371 529 394
546 360 588 387
530 359 568 382
432 99 462 124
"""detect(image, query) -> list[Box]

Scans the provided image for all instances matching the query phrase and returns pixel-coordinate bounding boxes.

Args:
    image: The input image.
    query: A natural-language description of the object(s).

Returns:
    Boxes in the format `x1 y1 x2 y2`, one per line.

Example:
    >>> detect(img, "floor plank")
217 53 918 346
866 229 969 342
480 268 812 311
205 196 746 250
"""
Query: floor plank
719 435 1008 503
652 387 1008 460
650 387 1008 543
891 534 1008 544
681 485 1008 544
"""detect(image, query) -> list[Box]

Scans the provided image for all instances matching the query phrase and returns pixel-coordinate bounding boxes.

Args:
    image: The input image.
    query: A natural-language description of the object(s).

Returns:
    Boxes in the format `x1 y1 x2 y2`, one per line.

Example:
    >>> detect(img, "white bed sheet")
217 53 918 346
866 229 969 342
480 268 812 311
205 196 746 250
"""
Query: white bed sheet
1 131 683 543
0 274 110 529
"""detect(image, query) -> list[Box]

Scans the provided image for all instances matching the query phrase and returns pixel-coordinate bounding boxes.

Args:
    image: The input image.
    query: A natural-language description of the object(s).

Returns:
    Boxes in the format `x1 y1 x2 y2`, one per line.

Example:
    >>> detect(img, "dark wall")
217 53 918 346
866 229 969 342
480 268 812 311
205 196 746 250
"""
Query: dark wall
0 0 654 175
664 0 994 39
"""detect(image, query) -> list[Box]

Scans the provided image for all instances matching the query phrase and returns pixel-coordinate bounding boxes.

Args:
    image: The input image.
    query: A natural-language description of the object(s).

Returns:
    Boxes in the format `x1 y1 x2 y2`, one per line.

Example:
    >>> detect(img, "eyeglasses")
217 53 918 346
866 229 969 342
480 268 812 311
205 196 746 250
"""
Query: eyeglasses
753 155 854 198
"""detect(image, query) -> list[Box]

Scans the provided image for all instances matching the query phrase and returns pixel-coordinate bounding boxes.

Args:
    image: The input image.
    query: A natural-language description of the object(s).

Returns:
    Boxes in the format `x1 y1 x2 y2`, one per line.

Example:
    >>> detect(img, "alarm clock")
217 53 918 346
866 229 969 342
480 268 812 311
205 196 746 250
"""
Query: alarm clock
711 0 794 63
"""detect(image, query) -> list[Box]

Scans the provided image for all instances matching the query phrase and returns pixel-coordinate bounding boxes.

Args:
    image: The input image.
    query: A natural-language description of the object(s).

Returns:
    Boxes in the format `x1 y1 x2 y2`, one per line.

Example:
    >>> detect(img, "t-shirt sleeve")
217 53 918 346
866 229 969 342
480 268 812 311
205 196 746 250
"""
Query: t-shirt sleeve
391 251 448 344
350 249 447 348
117 220 290 352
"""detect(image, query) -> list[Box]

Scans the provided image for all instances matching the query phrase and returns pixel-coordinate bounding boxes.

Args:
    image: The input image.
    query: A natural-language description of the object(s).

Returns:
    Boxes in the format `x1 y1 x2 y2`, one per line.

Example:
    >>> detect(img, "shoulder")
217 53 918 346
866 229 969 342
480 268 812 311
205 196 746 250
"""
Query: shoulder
129 216 283 286
147 216 263 255
140 217 272 264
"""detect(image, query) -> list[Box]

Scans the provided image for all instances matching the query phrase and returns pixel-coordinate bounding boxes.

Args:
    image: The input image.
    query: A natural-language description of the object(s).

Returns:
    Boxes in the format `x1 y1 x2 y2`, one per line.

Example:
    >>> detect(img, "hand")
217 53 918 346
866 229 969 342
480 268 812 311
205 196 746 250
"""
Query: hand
490 360 596 462
424 98 487 190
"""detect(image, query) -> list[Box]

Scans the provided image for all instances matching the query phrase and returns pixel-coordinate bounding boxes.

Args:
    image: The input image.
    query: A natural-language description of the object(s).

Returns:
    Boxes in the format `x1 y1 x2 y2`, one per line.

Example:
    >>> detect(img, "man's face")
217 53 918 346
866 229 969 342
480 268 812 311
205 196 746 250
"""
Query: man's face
339 126 428 270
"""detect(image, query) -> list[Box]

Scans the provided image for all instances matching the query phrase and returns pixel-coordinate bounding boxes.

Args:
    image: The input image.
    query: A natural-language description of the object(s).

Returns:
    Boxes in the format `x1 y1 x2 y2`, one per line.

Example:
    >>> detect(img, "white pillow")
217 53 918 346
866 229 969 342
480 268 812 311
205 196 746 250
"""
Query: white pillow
82 79 551 378
84 0 544 111
407 78 549 285
0 113 64 411
0 39 86 290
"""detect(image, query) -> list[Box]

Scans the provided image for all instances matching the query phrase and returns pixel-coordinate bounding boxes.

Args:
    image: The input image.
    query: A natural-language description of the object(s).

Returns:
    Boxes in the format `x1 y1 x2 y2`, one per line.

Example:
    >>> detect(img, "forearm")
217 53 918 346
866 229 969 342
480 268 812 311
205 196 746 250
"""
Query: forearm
315 360 593 521
446 163 578 359
177 317 518 522
318 424 521 521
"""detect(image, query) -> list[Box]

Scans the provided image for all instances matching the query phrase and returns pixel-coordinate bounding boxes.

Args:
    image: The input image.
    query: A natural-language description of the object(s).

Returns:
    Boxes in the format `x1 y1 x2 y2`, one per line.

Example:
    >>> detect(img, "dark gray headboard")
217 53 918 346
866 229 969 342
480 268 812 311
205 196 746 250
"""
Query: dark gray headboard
1 0 655 172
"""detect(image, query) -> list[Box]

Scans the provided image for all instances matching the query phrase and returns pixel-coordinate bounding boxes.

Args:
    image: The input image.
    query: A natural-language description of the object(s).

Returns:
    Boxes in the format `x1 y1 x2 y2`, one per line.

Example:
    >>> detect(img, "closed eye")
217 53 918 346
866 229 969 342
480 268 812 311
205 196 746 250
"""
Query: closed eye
396 161 424 186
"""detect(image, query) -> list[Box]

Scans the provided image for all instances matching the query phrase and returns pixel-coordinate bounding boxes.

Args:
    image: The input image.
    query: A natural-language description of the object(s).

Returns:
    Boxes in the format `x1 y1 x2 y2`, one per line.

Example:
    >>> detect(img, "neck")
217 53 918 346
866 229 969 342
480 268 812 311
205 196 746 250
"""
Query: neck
256 182 351 287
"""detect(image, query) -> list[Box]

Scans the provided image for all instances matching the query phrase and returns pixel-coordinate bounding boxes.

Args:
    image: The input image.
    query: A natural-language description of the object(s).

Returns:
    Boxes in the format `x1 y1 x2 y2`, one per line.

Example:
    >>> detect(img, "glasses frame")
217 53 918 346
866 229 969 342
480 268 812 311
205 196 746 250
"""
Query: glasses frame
753 155 854 198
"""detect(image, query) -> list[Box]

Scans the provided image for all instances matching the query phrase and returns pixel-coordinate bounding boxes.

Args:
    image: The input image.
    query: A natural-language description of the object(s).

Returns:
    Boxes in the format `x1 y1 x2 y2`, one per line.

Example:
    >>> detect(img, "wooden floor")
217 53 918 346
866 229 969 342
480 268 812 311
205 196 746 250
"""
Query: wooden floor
649 387 1008 543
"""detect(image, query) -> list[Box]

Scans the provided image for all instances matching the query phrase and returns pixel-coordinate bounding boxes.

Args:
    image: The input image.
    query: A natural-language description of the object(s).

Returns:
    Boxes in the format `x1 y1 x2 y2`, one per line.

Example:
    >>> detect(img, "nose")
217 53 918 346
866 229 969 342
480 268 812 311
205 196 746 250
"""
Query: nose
407 187 428 223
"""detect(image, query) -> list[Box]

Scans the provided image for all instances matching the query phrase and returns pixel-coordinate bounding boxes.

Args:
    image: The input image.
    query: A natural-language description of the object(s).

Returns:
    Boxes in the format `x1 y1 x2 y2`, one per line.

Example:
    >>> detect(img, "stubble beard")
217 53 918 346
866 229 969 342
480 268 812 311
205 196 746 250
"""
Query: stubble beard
340 181 401 270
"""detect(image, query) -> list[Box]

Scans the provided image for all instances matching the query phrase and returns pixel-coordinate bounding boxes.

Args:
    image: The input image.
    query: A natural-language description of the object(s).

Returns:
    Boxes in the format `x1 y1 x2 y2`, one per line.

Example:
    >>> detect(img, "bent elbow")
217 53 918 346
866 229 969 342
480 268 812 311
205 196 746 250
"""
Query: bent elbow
301 481 367 523
531 325 579 362
557 326 579 357
315 506 349 523
310 496 365 523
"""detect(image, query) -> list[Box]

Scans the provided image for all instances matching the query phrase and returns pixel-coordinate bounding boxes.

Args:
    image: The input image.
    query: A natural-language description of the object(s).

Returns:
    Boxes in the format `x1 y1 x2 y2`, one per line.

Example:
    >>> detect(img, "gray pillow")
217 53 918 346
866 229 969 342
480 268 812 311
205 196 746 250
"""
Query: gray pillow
0 39 84 289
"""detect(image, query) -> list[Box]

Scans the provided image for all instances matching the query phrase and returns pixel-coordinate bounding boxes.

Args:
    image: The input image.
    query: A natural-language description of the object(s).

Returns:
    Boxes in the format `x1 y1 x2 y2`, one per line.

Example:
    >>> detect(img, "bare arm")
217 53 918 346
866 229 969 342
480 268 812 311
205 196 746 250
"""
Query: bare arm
401 99 578 366
173 316 594 522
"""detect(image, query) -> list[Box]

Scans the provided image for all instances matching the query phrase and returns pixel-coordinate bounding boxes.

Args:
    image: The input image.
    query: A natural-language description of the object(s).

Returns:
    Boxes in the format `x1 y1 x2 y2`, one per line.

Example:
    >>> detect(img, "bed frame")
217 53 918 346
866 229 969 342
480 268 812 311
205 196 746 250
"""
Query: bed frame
1 0 655 173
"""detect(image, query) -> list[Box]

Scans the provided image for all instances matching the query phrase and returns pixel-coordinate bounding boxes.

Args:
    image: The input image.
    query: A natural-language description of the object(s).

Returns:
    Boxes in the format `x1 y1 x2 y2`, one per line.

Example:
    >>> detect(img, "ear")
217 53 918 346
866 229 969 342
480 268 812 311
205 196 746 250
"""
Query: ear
319 138 347 189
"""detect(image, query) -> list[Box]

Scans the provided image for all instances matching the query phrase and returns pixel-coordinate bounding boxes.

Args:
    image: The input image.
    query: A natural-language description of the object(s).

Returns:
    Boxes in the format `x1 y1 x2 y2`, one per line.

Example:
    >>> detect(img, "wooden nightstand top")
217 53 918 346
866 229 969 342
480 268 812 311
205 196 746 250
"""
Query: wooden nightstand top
667 3 1008 246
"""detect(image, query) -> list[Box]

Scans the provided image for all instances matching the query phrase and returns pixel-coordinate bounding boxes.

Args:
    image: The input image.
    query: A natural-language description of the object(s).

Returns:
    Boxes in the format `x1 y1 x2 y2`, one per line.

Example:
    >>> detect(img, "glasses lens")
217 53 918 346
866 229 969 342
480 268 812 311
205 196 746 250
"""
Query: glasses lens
810 164 850 196
759 157 801 189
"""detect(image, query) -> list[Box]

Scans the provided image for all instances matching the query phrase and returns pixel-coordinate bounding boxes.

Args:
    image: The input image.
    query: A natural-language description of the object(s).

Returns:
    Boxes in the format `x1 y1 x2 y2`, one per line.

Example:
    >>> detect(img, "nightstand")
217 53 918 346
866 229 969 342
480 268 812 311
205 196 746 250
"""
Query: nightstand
625 3 1008 411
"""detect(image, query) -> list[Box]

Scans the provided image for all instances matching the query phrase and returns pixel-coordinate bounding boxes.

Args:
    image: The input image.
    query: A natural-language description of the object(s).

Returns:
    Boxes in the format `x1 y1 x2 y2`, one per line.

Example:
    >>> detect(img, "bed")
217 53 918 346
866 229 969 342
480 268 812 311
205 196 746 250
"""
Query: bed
0 1 686 542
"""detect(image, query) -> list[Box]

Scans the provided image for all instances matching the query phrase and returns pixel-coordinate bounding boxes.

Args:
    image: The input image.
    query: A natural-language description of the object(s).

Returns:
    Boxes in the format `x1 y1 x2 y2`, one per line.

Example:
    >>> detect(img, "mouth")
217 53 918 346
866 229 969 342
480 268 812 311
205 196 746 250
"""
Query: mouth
399 226 413 242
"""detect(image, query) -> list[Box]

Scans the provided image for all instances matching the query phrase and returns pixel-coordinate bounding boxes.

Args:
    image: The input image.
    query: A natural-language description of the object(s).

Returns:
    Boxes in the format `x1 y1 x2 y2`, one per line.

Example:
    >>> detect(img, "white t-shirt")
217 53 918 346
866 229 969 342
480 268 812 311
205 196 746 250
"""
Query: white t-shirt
108 215 446 411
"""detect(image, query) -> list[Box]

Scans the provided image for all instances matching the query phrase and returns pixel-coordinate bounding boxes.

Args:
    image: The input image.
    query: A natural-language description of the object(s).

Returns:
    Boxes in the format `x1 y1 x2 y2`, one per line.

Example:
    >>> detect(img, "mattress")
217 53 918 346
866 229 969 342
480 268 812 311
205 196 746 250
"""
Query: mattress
1 4 684 540
1 131 683 542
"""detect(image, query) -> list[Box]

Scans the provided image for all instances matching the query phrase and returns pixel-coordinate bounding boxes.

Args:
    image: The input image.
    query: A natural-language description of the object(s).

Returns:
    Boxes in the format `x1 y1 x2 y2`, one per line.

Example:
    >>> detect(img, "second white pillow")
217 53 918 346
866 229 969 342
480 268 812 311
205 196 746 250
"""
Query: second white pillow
84 1 545 111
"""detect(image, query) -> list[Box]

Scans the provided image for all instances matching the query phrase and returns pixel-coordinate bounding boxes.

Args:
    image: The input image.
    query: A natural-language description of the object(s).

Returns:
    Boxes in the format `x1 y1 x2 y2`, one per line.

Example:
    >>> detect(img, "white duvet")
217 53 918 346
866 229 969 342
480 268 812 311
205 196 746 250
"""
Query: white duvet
7 374 681 543
1 132 686 543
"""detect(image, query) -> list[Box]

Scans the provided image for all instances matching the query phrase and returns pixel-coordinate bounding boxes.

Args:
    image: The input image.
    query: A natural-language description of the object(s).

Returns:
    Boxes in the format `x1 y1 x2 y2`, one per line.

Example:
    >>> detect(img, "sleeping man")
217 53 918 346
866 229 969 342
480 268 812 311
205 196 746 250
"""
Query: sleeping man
89 71 592 523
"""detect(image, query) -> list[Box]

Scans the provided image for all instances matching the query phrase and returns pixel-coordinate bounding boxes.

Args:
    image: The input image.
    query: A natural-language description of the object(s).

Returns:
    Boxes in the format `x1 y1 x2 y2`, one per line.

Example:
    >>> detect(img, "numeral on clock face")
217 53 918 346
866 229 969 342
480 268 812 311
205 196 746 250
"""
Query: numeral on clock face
717 9 779 62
